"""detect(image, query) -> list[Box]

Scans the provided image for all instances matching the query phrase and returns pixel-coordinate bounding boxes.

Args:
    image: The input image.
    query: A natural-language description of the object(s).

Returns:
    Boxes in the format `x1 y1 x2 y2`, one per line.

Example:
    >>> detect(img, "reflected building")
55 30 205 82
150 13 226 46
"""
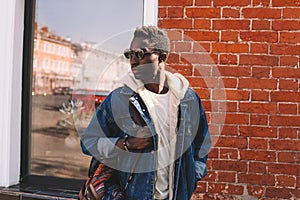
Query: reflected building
33 24 130 95
33 25 78 95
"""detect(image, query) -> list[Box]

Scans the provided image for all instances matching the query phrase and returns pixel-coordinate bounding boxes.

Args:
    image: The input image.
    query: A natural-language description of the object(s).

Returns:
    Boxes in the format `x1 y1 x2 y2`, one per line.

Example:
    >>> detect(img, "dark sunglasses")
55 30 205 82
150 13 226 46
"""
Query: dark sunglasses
123 48 163 60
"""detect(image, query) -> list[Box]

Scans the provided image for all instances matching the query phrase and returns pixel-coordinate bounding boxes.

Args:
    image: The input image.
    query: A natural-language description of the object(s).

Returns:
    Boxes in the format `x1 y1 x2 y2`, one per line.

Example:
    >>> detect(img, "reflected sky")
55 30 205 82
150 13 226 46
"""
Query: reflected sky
36 0 143 48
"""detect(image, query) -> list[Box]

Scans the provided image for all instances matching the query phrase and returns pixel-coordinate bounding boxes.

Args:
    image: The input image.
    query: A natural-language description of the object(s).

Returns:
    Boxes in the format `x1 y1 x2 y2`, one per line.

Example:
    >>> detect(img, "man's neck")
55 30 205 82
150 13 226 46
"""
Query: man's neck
144 83 169 94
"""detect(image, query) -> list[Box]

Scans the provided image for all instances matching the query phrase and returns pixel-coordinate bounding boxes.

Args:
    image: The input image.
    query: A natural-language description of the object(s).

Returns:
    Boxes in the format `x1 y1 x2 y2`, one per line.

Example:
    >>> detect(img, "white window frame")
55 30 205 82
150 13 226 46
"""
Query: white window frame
0 0 25 187
0 0 158 187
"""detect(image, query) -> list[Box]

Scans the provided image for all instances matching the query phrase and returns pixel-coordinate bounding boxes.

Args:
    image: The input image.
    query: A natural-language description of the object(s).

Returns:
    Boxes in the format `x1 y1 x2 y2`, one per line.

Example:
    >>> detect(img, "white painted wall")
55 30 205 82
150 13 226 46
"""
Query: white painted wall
143 0 158 26
0 0 24 187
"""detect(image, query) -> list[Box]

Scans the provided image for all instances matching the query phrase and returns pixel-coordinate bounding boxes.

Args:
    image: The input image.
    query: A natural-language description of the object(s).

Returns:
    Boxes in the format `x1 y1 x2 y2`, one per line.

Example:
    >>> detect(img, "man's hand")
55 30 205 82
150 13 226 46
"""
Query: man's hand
116 127 153 150
127 127 153 150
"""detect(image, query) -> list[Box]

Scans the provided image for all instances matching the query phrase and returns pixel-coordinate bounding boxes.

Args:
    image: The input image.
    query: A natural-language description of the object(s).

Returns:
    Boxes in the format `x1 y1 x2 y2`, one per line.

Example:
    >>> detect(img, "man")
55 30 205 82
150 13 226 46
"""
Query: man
81 26 211 200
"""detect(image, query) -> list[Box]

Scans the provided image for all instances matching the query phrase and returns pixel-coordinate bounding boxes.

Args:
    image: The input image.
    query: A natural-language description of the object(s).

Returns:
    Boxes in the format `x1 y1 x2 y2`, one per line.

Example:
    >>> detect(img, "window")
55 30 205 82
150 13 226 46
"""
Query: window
20 0 158 192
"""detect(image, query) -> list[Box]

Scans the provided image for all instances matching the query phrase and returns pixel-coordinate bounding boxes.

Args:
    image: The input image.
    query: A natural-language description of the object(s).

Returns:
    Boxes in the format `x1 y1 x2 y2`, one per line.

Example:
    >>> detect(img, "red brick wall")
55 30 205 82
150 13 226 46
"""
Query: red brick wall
158 0 300 199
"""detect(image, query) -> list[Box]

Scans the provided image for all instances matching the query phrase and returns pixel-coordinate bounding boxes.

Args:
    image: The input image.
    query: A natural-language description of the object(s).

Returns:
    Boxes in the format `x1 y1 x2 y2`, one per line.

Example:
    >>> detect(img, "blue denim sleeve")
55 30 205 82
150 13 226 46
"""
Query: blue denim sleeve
80 93 122 162
193 93 211 180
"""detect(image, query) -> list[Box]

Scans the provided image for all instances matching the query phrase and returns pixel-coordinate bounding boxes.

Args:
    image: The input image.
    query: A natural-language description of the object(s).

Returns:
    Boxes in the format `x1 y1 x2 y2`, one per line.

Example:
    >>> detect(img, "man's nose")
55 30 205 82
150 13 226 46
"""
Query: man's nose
130 55 139 66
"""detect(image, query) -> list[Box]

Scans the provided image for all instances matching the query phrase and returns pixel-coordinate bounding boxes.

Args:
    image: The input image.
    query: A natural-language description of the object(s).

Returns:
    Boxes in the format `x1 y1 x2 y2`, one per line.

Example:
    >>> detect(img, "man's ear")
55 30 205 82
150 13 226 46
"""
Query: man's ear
159 53 167 63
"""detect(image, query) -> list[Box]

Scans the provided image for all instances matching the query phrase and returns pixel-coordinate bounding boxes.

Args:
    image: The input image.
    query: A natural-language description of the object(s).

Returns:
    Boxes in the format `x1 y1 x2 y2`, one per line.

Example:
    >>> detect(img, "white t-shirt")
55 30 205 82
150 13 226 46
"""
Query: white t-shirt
141 88 170 200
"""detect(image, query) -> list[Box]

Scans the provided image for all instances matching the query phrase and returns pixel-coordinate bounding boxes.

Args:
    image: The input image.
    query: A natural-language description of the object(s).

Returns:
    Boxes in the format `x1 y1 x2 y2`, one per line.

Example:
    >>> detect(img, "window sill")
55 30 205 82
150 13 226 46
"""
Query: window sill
0 175 85 200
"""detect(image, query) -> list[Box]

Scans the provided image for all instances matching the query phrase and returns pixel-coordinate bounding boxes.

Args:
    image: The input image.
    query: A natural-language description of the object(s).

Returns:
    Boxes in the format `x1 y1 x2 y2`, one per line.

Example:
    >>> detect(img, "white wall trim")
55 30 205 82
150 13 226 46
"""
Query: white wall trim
0 0 24 187
143 0 158 26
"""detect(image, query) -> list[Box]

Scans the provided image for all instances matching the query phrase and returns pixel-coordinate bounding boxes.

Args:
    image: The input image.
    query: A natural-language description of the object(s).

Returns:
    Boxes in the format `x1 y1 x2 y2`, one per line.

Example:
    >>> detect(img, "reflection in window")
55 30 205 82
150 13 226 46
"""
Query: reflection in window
31 0 143 179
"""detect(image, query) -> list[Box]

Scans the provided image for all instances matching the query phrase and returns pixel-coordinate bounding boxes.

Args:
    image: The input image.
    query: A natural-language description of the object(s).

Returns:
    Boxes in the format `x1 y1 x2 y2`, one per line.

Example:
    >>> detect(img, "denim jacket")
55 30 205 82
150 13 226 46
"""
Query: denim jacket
81 85 211 200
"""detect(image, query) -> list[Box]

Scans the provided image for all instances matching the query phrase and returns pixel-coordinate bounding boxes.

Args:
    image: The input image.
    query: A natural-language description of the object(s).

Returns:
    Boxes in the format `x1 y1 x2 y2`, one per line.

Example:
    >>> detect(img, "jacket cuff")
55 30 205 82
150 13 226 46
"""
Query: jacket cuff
195 160 208 180
97 137 120 159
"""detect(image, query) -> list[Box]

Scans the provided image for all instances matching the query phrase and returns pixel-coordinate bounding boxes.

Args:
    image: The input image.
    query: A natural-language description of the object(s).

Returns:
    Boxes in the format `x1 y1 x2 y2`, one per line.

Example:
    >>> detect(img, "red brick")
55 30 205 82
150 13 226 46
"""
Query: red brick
249 162 267 173
239 102 277 114
167 64 193 76
222 8 240 18
251 90 269 101
266 188 300 199
193 42 211 53
249 138 268 149
247 185 265 198
212 43 249 53
250 115 268 125
238 173 275 185
243 8 281 19
219 149 238 160
278 103 298 114
271 44 300 55
276 175 296 187
159 0 193 6
279 128 297 139
240 55 278 66
240 126 277 138
273 20 300 30
194 64 212 76
218 171 236 182
194 182 206 193
213 66 251 77
273 67 300 78
238 78 277 89
240 150 276 162
215 136 248 148
252 67 271 78
280 32 300 44
194 88 210 99
181 53 217 64
278 152 297 163
194 19 211 29
158 7 167 18
184 31 219 41
271 91 300 102
213 0 251 6
283 8 300 18
205 170 218 181
221 31 239 42
174 42 192 52
222 78 238 88
208 183 244 195
158 19 193 29
167 7 184 18
280 56 299 66
195 0 212 6
240 31 278 42
252 20 271 30
167 53 180 63
212 113 249 125
212 160 247 171
270 115 300 126
270 140 300 151
213 89 249 100
166 30 183 41
220 54 238 65
208 148 219 159
187 77 207 87
221 125 238 136
273 0 300 7
250 43 269 54
213 20 250 30
186 8 221 18
253 0 271 6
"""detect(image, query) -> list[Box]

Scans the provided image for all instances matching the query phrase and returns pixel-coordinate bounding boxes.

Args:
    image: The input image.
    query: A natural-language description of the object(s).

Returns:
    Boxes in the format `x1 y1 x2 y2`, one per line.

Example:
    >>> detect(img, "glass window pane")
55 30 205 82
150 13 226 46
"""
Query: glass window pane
31 0 143 179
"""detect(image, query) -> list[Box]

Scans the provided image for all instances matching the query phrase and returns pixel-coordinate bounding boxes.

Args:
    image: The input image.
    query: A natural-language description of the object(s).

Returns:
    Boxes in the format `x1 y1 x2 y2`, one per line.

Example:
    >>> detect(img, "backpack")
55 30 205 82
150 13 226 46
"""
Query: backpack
78 157 125 200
